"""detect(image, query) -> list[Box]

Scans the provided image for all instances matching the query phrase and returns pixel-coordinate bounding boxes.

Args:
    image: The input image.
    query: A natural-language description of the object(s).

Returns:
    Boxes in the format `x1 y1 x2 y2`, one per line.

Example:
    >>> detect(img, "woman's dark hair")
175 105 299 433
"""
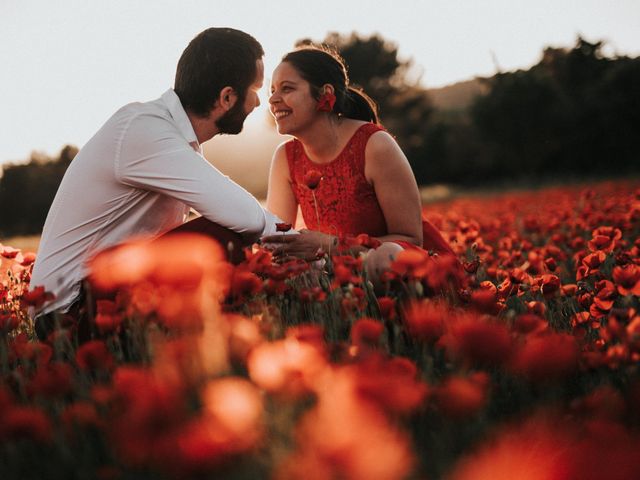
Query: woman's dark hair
174 28 264 117
282 46 380 124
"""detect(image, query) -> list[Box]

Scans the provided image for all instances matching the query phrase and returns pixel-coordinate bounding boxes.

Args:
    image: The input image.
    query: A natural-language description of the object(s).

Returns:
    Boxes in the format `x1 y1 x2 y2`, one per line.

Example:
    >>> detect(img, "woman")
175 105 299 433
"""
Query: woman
262 46 454 280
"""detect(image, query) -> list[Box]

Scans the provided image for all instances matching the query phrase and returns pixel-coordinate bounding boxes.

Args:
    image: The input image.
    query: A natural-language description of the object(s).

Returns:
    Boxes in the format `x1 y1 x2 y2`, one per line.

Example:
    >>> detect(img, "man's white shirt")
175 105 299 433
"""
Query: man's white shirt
30 89 282 315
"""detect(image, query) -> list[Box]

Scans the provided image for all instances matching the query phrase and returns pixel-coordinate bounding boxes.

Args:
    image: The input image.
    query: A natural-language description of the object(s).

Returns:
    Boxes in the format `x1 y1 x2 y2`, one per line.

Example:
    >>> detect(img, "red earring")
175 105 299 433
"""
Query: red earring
316 92 336 112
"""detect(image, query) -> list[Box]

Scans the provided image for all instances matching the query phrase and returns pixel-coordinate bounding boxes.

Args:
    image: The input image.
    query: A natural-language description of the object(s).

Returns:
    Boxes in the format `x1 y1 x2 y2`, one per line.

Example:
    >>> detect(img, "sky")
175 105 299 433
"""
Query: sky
1 0 639 169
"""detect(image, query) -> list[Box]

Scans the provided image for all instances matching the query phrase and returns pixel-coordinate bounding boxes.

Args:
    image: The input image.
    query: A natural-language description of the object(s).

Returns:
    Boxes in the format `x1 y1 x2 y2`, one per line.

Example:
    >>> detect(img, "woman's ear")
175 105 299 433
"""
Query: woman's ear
320 84 335 96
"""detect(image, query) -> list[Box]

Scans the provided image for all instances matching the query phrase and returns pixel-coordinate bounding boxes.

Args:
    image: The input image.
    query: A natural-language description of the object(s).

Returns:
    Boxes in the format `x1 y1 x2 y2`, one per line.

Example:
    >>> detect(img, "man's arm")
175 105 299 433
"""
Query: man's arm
116 115 282 236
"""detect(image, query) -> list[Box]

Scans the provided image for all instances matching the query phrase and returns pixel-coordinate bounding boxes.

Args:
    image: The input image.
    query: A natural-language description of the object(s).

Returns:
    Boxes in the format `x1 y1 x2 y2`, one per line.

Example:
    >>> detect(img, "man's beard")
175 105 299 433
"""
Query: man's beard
215 99 248 135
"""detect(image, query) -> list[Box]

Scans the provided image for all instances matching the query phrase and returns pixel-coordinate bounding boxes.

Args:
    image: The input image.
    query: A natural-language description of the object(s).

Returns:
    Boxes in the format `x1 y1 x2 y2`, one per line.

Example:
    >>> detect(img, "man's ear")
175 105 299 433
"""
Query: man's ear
218 86 238 111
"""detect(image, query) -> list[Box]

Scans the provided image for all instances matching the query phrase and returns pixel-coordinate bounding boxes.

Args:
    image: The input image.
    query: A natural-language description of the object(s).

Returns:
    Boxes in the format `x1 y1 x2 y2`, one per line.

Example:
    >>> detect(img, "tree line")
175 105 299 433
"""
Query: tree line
323 33 640 186
0 146 78 236
2 34 638 236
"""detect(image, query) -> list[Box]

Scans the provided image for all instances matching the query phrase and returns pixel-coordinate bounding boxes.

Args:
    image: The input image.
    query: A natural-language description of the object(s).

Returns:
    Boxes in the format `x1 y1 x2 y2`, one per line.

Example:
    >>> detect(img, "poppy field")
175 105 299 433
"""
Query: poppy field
1 180 640 480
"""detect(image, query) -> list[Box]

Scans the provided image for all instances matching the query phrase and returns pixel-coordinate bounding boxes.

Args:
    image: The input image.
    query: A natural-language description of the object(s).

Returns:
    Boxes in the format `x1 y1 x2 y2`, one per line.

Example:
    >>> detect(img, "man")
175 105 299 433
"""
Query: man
30 28 283 328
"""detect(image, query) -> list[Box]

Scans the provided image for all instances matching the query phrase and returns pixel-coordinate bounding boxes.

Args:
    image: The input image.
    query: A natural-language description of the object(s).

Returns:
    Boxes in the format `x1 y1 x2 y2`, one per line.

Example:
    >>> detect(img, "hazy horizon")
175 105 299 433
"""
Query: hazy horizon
2 0 639 195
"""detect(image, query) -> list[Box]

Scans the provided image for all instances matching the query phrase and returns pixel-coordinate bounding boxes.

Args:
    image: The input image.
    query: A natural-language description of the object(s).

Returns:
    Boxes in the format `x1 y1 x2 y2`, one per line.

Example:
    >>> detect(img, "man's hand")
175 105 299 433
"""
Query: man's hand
260 229 337 262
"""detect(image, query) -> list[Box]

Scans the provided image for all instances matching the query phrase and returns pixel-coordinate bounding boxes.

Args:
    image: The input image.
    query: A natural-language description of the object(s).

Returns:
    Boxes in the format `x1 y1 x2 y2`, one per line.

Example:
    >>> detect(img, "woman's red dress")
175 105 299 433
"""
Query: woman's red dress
285 123 454 255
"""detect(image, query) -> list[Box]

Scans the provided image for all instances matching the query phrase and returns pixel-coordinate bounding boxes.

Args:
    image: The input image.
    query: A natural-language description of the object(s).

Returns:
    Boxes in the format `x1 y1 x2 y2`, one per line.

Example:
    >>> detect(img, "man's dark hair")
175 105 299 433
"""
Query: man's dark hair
174 28 264 117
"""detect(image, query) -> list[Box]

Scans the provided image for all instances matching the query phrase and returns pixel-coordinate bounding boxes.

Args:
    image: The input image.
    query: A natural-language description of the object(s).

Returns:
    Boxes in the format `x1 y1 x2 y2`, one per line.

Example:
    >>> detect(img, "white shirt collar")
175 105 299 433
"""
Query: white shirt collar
160 89 201 153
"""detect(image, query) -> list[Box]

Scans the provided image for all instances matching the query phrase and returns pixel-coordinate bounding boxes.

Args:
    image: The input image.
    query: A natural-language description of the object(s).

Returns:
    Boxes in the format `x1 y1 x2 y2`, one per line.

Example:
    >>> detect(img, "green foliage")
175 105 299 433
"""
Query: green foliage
297 33 640 186
0 146 77 236
463 37 640 183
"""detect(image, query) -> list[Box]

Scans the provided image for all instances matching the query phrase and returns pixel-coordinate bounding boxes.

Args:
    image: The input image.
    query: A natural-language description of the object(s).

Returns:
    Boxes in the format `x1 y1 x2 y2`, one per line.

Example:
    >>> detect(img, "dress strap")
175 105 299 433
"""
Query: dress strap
350 123 386 171
359 122 386 137
284 139 301 184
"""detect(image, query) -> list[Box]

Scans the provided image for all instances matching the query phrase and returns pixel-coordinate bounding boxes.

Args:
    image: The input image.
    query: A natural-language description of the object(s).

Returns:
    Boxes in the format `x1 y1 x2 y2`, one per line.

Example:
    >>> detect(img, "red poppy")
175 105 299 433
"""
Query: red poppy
303 169 323 190
170 418 229 473
281 366 415 480
242 247 273 273
509 332 579 382
588 226 622 252
469 285 500 314
582 250 607 269
201 377 263 448
526 300 547 316
544 256 557 271
448 316 513 366
20 285 55 309
94 299 124 334
612 264 640 296
540 274 561 297
19 251 37 267
299 286 327 303
275 222 292 232
509 267 529 284
315 91 336 112
513 313 548 335
403 299 446 342
446 415 574 480
627 315 640 350
463 259 480 273
0 312 20 331
570 385 626 421
351 317 384 347
0 245 20 259
10 335 53 365
331 263 362 287
353 353 428 414
0 406 52 443
496 278 516 299
571 311 591 328
354 233 382 249
390 249 431 277
228 268 262 299
605 344 630 369
75 340 114 372
340 286 367 315
562 283 578 296
61 402 103 437
89 233 225 293
0 387 14 411
286 324 326 351
247 336 326 397
377 296 397 320
433 373 489 419
226 316 262 364
27 362 74 398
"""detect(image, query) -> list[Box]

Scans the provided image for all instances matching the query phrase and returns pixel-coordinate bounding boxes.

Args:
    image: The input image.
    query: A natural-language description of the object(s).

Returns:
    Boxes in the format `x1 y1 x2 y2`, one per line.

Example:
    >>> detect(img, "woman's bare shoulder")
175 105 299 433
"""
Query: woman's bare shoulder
366 129 404 159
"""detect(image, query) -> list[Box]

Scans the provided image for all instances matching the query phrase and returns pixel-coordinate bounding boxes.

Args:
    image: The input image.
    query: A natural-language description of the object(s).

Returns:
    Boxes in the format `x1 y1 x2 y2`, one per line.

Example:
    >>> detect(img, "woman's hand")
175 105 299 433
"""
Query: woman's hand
261 229 337 262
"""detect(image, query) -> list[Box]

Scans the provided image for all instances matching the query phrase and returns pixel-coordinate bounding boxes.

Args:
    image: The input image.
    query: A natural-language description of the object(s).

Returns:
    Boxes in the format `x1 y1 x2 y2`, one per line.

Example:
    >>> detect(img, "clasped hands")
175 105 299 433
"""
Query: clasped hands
261 229 337 262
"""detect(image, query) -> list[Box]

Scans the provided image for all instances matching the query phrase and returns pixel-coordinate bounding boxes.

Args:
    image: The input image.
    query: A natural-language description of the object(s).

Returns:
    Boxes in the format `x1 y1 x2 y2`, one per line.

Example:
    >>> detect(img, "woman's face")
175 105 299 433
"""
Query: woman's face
269 61 317 135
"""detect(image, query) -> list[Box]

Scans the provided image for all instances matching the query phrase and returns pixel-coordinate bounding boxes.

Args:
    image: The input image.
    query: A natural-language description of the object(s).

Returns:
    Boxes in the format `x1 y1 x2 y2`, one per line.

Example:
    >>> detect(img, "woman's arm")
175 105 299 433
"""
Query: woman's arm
266 143 299 225
263 143 337 260
365 131 423 246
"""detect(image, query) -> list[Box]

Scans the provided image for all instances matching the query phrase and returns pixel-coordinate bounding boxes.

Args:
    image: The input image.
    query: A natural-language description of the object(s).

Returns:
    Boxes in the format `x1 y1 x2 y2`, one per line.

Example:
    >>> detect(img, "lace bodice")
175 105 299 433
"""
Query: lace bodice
286 123 388 237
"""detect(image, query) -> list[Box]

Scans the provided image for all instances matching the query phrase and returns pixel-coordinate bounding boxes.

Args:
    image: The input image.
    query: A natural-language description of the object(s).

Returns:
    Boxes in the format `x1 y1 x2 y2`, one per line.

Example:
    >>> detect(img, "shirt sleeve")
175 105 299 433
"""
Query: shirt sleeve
115 114 281 236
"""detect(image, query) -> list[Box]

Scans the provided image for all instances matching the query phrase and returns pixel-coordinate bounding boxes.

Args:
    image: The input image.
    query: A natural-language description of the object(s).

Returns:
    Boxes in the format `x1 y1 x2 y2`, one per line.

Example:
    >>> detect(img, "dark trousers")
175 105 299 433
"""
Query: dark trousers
166 215 257 265
35 217 256 341
34 280 95 342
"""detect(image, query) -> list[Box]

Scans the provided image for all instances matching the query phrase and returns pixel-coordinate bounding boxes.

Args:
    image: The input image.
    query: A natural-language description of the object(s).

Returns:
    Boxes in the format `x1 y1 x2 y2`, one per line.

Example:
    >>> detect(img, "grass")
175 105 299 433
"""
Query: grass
0 235 40 252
